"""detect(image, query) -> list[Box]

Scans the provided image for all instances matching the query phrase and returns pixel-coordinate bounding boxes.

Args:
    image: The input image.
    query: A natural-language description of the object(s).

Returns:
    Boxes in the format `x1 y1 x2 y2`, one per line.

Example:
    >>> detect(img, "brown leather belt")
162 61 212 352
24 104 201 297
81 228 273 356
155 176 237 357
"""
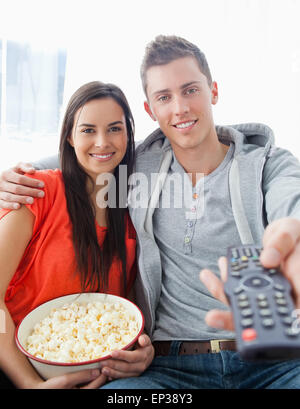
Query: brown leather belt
153 340 236 356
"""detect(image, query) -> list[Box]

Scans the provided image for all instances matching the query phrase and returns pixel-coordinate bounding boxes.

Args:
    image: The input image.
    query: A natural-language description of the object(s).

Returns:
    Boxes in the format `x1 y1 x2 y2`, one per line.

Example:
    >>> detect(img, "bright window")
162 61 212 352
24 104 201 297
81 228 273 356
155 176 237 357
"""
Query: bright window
0 38 66 169
5 41 66 140
0 0 299 171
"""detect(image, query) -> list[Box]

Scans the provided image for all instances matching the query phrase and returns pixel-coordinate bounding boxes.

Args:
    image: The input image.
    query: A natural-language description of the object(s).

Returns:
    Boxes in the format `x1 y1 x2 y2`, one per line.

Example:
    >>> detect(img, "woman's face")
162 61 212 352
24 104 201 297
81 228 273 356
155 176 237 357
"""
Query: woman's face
69 98 128 181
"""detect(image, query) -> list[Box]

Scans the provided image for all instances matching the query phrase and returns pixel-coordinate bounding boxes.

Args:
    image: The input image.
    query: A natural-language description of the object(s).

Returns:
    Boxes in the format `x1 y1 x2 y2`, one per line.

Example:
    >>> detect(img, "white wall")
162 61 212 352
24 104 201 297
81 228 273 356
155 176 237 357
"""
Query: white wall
0 0 300 170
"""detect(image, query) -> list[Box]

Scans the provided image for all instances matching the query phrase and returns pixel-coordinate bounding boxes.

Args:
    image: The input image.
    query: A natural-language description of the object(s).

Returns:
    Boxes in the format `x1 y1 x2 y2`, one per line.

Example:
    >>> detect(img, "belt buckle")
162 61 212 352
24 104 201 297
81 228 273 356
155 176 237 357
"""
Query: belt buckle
210 339 228 353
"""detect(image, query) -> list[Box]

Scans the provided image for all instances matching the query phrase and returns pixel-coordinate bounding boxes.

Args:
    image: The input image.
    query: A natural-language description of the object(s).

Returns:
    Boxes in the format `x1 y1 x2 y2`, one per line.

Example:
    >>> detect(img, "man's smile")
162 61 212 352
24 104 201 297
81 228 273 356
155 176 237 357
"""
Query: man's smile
173 120 198 130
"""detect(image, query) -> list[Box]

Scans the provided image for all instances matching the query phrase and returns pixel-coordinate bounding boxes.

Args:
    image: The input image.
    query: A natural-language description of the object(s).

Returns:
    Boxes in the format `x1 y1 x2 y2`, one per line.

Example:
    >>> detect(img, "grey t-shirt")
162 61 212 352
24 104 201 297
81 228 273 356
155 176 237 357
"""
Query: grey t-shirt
152 143 240 341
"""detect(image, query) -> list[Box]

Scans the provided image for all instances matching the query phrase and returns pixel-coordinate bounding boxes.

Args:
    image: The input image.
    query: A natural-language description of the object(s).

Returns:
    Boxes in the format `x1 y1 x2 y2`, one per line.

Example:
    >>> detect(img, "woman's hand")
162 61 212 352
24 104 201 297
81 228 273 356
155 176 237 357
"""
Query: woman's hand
99 333 154 379
33 369 107 389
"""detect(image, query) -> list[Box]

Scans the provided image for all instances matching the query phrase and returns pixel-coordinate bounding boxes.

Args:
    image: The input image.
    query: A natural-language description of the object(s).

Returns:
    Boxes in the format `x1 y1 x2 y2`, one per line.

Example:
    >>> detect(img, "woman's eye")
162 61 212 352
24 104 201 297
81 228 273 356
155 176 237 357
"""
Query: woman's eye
82 128 95 134
109 126 122 132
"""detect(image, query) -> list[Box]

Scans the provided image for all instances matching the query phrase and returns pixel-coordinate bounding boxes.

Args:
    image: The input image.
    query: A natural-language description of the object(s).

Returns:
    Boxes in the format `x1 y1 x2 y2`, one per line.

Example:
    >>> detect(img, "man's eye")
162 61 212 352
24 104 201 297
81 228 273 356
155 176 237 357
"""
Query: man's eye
186 88 198 95
158 95 169 102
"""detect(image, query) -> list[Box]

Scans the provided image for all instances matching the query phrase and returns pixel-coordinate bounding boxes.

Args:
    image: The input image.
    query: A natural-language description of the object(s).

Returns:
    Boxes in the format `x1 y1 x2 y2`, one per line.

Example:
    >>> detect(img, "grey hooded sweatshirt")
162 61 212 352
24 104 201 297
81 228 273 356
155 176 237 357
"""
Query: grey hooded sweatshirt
128 123 300 339
34 123 300 340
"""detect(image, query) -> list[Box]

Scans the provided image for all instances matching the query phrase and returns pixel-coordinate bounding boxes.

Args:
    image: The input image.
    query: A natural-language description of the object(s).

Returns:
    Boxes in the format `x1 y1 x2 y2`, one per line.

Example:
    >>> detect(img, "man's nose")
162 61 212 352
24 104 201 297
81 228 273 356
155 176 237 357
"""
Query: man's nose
173 95 189 116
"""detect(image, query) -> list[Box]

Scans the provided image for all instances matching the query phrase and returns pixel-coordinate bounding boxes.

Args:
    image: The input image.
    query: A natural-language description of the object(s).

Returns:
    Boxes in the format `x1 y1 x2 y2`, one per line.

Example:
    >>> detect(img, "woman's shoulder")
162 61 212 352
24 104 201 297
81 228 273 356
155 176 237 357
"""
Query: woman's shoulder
26 169 62 183
22 169 67 227
24 169 65 209
0 170 65 226
25 169 64 193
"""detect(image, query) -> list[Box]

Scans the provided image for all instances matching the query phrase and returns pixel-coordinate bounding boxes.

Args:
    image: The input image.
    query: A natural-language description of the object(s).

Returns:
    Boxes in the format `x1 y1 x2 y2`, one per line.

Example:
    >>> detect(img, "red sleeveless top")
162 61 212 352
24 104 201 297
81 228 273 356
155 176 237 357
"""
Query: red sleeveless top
0 169 136 326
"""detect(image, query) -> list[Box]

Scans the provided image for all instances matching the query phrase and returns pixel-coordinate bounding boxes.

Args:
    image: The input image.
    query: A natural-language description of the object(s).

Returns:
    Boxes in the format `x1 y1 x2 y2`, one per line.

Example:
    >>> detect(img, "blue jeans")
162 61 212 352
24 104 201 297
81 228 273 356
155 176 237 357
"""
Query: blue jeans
101 341 300 389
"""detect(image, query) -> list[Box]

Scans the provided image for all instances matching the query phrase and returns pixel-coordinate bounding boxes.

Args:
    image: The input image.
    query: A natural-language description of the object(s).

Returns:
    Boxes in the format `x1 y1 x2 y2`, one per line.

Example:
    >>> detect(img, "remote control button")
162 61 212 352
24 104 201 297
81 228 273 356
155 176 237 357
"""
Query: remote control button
244 276 270 289
259 308 272 317
242 328 257 342
268 269 277 275
258 300 269 308
240 263 249 269
241 318 254 327
274 283 285 291
241 308 253 317
274 291 284 298
245 247 253 257
231 271 242 278
282 317 294 325
276 298 287 306
232 265 243 271
256 293 267 301
262 318 275 327
238 300 250 308
285 327 300 337
234 287 244 295
277 307 289 315
243 248 253 257
238 293 248 301
231 249 239 259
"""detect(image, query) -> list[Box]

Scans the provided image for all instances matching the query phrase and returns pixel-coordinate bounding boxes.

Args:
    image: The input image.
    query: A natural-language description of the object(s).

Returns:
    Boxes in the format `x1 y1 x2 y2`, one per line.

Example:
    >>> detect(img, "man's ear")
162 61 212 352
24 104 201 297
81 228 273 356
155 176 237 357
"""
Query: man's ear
144 101 157 121
211 81 218 105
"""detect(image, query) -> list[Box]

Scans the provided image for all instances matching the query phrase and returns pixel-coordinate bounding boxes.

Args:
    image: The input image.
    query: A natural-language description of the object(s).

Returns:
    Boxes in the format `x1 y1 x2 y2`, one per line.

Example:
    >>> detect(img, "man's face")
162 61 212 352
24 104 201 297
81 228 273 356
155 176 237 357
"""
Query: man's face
144 57 218 155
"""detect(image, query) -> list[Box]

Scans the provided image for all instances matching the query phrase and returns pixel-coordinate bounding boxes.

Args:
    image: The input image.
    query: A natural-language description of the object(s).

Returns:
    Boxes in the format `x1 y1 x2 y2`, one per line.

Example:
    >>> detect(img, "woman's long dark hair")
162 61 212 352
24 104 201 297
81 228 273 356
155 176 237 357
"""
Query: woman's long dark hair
59 81 135 295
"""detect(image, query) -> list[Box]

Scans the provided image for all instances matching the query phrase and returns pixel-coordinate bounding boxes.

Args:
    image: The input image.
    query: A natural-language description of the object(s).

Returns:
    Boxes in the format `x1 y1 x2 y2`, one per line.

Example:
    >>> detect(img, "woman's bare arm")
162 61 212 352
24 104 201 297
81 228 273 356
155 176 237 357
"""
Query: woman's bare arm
0 205 41 387
0 207 106 388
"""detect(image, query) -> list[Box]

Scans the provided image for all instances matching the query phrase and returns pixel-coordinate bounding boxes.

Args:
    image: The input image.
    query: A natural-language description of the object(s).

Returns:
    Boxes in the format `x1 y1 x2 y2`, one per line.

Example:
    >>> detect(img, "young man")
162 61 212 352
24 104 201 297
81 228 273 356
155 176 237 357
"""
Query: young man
2 35 300 388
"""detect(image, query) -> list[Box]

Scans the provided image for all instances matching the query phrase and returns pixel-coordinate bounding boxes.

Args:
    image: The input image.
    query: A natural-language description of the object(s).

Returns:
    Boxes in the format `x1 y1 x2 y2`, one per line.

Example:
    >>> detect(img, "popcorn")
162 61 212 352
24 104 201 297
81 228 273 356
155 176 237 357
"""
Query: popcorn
25 300 139 363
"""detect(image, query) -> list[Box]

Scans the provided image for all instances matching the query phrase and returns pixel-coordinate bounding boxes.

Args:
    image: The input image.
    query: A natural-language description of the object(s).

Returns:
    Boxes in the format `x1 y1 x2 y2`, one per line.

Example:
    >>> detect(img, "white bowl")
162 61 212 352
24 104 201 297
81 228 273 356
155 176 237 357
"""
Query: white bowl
15 292 144 380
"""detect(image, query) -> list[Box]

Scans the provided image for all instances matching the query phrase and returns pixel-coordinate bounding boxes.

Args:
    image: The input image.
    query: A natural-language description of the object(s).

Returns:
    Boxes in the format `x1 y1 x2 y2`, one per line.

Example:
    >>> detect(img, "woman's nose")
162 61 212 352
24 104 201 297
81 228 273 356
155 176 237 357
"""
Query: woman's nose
94 132 110 148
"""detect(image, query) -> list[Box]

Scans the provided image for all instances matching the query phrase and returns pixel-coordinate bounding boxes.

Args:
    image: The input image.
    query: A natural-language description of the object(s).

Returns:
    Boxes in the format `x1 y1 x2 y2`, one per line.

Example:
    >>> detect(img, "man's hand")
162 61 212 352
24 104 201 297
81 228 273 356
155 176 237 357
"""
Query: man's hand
200 257 234 331
199 217 300 331
99 334 154 379
260 217 300 308
0 163 45 209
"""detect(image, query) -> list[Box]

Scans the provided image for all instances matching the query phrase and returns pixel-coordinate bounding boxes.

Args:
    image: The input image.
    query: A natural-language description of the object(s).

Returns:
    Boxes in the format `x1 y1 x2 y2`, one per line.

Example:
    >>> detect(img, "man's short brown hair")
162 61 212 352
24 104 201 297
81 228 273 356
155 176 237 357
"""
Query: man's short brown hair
140 35 213 97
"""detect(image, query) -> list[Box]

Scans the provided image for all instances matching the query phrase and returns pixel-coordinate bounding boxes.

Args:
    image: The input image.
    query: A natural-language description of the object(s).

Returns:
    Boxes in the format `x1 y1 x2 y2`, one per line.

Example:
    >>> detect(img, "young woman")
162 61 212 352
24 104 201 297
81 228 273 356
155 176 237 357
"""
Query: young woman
0 81 153 389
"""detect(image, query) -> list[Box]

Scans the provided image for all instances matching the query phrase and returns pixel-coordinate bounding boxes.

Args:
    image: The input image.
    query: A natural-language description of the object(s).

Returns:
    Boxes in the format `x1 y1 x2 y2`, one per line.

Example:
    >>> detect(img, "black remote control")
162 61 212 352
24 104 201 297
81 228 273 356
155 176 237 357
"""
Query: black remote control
224 245 300 361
